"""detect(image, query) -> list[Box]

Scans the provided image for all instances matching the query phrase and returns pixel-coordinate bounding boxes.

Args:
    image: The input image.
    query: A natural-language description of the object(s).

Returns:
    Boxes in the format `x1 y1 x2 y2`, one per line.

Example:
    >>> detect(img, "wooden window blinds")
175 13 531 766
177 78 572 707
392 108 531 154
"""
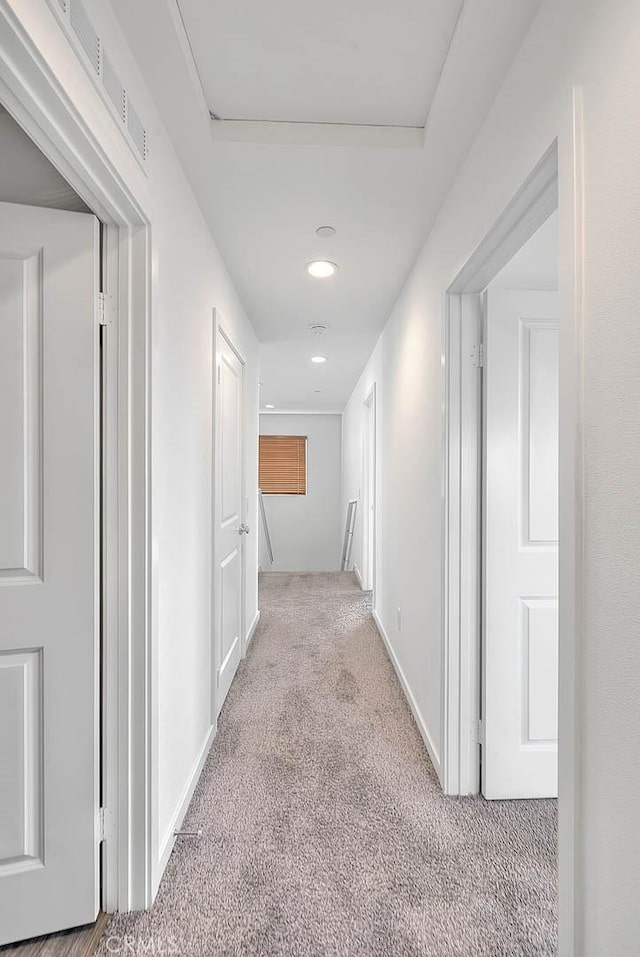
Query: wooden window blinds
259 435 307 495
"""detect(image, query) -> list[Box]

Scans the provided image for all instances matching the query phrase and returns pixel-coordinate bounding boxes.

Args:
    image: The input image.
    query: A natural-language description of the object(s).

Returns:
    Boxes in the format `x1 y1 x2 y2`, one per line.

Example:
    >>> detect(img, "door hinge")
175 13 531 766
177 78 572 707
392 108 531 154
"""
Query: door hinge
470 343 485 368
475 718 485 747
98 805 113 843
217 365 221 385
98 292 113 327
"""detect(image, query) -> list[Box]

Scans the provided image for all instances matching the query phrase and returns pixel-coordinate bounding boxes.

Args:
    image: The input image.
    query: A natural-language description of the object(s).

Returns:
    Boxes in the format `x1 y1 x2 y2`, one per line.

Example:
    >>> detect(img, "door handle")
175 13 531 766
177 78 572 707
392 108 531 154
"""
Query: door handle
238 523 250 535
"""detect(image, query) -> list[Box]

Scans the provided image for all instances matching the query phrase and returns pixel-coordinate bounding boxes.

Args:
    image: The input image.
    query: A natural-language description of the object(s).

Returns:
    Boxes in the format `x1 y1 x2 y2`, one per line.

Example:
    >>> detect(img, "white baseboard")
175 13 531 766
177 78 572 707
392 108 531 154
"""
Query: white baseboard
353 563 363 588
372 610 442 782
157 723 216 880
244 609 260 653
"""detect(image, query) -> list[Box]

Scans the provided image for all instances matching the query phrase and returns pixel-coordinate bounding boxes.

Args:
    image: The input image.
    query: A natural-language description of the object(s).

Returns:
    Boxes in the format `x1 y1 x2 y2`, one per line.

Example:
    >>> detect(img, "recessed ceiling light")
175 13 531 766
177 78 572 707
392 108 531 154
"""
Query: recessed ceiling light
311 355 326 364
265 404 275 409
315 226 336 238
306 260 337 279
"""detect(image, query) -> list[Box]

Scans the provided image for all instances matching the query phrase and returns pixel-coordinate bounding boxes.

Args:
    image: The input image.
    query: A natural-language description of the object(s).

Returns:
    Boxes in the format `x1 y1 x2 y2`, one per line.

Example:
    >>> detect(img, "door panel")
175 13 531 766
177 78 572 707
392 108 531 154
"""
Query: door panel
483 289 559 800
0 250 42 579
0 203 100 943
215 329 244 714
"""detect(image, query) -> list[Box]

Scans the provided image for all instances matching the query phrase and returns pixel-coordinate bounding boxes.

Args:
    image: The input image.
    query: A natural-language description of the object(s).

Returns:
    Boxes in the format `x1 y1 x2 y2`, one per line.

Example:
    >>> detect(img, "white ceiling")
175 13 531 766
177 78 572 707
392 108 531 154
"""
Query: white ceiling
492 211 558 291
206 140 429 342
177 0 464 127
112 0 543 411
259 332 378 413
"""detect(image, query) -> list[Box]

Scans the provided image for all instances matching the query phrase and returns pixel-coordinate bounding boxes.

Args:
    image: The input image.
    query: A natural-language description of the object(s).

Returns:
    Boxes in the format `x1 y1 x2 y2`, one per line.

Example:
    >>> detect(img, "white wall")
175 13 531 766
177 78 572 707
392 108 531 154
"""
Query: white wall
5 0 259 898
260 414 342 571
343 2 640 954
492 209 558 290
0 106 89 210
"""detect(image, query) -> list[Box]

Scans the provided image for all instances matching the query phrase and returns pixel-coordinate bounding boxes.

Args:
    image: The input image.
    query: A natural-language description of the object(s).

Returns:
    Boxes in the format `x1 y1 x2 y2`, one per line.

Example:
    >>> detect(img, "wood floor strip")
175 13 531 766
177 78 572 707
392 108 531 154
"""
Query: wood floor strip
0 913 110 957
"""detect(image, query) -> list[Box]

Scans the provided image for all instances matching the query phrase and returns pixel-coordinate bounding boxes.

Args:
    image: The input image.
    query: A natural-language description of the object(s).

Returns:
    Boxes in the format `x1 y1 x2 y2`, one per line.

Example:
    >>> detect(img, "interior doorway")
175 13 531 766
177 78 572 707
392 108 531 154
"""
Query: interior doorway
361 385 376 599
0 105 104 946
214 318 248 718
441 144 562 799
0 9 153 938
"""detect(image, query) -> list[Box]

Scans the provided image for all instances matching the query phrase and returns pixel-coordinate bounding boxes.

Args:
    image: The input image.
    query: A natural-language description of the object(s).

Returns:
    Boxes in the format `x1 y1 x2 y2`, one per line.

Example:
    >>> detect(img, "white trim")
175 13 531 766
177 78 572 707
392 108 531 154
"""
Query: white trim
441 144 559 797
353 563 364 589
260 408 344 416
0 2 153 913
557 87 585 957
244 609 261 654
361 384 377 597
373 610 442 779
441 293 483 796
157 724 215 878
210 118 425 149
449 145 558 295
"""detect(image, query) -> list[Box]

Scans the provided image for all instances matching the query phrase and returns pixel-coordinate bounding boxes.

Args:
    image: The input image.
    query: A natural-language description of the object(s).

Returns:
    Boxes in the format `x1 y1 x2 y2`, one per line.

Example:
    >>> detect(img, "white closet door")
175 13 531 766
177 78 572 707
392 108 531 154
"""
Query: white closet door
0 202 100 942
483 289 559 800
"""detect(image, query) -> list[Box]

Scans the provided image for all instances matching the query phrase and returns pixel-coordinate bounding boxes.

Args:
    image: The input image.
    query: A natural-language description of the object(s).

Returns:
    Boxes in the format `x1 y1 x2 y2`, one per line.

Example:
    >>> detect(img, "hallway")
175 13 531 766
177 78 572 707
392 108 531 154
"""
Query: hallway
99 574 557 956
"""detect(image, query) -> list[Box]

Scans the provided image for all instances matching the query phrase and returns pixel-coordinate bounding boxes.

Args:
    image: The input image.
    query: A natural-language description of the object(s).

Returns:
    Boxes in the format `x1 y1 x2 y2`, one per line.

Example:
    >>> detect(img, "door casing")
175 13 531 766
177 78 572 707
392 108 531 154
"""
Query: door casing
0 3 153 914
361 385 377 600
441 114 585 955
442 143 560 797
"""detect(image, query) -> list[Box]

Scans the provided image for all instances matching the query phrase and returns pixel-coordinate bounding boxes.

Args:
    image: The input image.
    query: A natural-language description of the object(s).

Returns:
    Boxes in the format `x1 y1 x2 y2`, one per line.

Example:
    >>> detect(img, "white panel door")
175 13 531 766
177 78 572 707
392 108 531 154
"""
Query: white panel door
215 327 245 715
0 202 100 942
483 289 559 800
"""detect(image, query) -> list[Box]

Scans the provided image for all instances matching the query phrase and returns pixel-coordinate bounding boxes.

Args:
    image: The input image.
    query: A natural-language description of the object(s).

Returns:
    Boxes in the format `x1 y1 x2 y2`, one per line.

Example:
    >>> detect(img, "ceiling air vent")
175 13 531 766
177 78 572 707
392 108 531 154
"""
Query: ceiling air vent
47 0 148 167
103 52 126 124
127 99 147 161
69 0 100 75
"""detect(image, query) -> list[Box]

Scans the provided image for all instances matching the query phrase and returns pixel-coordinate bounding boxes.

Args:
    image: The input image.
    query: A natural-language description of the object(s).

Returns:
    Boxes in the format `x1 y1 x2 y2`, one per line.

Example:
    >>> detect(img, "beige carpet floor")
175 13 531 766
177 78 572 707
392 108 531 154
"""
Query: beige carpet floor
98 572 557 956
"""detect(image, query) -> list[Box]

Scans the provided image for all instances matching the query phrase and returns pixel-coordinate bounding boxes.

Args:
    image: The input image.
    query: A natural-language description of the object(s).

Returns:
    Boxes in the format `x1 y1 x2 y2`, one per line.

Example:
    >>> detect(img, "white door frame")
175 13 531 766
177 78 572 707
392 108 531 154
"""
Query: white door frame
0 4 154 914
441 106 585 952
441 143 560 795
361 384 377 599
213 316 247 721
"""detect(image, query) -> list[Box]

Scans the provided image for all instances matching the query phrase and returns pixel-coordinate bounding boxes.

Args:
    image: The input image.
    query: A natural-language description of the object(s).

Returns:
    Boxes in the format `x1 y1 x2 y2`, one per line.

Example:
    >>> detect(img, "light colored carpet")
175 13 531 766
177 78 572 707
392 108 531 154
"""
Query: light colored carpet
98 572 557 956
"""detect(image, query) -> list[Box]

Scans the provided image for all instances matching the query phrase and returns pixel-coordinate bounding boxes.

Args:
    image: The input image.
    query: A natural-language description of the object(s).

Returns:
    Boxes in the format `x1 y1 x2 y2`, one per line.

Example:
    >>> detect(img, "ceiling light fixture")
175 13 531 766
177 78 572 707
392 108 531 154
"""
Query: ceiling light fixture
265 404 275 409
311 356 326 364
310 323 328 336
306 260 337 279
315 226 336 238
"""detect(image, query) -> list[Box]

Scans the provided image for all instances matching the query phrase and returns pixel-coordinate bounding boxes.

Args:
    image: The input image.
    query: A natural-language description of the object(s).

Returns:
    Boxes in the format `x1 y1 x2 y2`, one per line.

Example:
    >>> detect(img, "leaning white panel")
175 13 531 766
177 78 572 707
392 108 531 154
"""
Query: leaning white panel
0 250 43 582
0 649 43 874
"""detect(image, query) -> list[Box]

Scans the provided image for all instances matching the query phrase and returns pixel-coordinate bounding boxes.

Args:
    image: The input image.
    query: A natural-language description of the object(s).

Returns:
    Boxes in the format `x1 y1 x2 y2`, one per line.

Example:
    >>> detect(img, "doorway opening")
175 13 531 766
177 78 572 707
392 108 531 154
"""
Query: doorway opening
441 143 561 798
0 15 152 944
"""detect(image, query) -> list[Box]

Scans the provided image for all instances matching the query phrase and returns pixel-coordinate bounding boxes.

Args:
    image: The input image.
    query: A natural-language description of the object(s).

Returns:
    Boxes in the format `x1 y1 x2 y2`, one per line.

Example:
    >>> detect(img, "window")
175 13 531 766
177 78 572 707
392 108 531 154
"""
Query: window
259 435 307 495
